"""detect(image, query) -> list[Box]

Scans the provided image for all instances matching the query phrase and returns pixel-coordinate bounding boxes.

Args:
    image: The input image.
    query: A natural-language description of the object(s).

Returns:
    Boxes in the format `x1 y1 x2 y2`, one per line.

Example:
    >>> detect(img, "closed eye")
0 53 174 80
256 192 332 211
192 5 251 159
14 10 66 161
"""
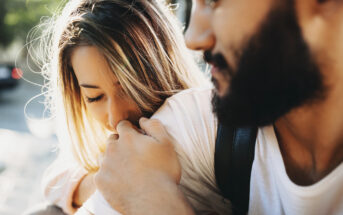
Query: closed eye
86 94 104 103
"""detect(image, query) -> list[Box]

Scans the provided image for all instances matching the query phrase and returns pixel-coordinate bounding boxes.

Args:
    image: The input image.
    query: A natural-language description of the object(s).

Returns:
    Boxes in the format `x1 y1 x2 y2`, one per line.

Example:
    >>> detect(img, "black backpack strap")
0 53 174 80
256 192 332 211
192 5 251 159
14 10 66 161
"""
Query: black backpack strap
215 124 258 215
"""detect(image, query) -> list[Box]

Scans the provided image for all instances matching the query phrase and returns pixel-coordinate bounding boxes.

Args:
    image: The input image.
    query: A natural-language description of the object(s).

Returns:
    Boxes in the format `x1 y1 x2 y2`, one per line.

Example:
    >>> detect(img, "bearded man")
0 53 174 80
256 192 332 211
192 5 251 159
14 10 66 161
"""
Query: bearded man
94 0 343 214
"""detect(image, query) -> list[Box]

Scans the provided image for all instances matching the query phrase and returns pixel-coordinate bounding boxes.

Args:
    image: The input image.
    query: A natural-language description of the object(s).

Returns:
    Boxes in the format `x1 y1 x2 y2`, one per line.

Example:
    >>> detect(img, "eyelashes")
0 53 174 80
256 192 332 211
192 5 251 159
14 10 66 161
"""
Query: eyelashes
85 89 126 103
86 94 104 103
84 84 126 104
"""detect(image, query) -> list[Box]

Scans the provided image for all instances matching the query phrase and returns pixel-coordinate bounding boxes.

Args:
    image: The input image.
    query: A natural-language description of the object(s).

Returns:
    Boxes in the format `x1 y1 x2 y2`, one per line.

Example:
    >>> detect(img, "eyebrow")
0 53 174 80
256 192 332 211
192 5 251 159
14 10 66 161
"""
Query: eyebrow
80 84 99 89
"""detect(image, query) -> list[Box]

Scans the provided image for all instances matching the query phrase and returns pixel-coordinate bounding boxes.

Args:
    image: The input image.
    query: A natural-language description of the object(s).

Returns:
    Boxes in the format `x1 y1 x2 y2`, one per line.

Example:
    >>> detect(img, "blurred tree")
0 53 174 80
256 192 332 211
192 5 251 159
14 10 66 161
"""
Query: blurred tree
0 0 10 46
0 0 65 48
0 0 191 48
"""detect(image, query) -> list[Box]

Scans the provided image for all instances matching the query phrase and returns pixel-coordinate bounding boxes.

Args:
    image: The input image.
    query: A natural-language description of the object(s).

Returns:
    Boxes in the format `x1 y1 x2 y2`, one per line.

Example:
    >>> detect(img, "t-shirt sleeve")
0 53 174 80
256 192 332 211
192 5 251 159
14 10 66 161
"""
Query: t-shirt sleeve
41 155 88 214
75 190 121 215
151 88 231 215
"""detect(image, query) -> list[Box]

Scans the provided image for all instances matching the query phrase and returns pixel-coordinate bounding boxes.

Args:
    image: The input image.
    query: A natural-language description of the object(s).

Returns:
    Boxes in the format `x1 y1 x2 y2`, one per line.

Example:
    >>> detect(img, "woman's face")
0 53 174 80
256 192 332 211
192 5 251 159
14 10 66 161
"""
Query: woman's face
71 46 142 133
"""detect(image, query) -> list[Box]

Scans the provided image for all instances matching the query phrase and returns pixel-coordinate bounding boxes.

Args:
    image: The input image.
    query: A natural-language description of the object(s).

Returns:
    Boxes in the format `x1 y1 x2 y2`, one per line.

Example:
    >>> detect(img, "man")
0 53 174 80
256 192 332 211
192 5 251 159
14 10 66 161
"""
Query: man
95 0 343 214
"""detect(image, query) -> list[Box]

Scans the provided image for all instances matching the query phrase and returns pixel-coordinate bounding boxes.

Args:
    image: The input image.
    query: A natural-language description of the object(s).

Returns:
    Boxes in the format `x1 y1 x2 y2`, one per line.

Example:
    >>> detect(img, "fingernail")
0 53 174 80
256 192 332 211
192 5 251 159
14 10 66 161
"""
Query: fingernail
140 117 148 122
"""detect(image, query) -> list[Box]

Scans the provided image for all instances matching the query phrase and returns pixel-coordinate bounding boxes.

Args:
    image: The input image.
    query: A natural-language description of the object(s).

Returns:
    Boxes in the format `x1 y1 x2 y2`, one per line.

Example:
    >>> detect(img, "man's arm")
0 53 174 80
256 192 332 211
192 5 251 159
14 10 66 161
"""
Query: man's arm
94 118 195 215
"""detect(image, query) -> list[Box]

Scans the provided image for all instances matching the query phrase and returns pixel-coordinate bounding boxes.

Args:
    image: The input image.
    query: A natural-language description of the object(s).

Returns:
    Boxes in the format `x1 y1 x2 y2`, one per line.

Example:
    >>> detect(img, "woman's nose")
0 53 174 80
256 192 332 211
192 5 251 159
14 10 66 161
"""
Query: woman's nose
185 3 215 51
107 98 127 131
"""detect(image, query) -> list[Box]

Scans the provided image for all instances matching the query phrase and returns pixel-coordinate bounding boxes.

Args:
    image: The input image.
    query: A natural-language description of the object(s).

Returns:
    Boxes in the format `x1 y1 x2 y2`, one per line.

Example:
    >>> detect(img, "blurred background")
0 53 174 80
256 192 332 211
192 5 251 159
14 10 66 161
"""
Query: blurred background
0 1 65 214
0 0 191 214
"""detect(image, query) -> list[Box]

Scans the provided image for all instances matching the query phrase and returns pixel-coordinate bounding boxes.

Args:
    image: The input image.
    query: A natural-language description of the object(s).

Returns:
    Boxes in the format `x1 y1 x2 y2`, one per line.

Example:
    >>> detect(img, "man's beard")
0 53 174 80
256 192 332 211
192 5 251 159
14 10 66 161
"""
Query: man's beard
211 1 326 127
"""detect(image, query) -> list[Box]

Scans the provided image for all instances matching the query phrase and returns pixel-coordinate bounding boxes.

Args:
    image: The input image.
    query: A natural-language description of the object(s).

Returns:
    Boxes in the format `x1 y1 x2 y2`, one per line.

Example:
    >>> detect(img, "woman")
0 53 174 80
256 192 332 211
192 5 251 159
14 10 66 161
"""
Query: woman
40 0 231 214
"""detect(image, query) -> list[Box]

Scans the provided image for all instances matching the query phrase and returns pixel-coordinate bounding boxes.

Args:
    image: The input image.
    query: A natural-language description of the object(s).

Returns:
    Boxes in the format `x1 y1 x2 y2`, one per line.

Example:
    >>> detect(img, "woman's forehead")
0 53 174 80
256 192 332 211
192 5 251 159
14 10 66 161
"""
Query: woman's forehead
71 45 118 87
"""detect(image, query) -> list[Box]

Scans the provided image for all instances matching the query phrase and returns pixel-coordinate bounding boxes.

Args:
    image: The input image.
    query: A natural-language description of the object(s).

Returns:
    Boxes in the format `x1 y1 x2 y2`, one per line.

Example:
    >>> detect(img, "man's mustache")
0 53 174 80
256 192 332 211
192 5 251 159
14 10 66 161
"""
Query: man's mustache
204 51 233 77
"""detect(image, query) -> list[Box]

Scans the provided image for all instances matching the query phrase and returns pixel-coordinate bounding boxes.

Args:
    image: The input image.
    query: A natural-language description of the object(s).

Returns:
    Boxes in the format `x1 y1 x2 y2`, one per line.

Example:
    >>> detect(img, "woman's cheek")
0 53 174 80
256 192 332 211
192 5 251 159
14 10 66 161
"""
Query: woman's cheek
87 103 108 127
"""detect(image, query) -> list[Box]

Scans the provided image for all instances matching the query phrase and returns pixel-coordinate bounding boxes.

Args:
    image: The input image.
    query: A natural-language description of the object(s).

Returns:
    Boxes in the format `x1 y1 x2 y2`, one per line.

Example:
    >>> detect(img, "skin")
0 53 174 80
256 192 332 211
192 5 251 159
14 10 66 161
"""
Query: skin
70 46 142 206
95 119 193 214
73 173 95 207
95 0 343 214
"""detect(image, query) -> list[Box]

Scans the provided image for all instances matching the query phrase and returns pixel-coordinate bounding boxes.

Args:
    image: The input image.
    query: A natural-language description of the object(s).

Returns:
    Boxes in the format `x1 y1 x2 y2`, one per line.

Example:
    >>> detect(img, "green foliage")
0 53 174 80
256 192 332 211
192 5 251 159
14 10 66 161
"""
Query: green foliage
0 0 65 47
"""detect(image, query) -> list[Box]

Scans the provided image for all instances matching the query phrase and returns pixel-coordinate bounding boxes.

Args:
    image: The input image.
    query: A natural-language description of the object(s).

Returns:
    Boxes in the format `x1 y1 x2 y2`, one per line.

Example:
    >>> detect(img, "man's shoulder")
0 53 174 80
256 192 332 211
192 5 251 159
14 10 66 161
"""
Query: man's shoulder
165 87 213 105
151 86 216 134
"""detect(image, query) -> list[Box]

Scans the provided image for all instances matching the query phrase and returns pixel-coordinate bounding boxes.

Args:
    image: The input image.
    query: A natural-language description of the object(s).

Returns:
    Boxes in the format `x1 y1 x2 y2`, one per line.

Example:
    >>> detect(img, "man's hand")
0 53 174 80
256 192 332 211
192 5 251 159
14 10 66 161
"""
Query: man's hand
94 118 193 214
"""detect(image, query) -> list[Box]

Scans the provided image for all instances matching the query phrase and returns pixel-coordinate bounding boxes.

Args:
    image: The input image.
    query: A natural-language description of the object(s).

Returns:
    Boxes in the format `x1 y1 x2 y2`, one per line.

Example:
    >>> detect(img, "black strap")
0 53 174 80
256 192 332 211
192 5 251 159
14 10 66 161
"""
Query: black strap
214 124 258 215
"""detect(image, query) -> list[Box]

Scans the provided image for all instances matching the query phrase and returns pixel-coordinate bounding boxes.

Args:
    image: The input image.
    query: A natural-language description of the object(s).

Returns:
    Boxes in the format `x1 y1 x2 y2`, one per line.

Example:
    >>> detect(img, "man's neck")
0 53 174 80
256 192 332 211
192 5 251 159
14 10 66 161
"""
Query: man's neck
274 79 343 186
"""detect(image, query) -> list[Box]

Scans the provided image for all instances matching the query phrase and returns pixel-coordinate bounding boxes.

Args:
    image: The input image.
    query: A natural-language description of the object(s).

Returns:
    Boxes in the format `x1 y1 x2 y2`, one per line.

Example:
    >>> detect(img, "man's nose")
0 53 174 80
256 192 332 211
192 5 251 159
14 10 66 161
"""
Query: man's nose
185 3 215 51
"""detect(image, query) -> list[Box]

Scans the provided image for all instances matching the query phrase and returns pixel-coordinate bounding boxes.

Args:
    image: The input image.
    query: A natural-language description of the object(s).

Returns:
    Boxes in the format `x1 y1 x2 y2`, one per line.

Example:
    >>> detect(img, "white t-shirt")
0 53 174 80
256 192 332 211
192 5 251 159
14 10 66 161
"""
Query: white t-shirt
249 126 343 215
46 87 343 215
152 87 230 214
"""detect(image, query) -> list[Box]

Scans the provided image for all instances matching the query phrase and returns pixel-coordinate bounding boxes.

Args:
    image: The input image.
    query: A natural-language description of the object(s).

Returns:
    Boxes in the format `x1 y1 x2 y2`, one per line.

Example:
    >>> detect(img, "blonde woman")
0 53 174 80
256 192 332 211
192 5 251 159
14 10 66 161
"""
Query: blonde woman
39 0 231 214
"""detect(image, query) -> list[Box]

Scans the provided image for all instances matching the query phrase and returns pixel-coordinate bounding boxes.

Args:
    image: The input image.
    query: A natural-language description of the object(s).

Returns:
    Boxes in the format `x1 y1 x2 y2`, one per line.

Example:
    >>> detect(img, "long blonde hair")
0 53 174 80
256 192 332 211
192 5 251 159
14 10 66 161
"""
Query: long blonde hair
41 0 209 171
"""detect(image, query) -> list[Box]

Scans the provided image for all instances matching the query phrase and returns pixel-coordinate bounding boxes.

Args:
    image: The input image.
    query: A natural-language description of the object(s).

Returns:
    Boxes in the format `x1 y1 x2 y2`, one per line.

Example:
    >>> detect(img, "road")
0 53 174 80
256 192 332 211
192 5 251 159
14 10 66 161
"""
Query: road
0 73 58 215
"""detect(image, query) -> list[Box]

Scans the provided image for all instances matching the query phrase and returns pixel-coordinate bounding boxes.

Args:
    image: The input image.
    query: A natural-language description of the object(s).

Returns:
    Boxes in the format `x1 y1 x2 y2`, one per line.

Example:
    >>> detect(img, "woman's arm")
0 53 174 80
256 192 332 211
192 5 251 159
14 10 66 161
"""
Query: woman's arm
42 157 92 214
73 172 96 207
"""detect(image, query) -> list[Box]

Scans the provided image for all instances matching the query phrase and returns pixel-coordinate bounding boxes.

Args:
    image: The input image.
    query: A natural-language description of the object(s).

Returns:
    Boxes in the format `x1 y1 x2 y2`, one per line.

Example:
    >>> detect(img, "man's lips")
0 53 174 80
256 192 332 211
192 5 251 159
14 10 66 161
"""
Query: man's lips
210 64 219 76
209 64 230 97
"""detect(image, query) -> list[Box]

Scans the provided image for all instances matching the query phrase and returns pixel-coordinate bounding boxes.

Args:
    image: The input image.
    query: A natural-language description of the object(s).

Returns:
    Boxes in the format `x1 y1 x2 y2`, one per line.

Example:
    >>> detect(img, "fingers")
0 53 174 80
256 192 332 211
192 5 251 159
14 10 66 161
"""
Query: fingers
108 133 119 140
106 133 118 148
97 153 105 166
116 120 140 143
116 120 140 137
139 117 170 144
104 134 119 162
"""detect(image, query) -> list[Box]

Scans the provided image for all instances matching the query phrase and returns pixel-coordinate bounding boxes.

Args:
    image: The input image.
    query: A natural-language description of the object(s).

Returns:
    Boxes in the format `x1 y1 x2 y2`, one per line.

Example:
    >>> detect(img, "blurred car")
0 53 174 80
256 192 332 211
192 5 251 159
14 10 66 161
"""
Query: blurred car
0 64 22 90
